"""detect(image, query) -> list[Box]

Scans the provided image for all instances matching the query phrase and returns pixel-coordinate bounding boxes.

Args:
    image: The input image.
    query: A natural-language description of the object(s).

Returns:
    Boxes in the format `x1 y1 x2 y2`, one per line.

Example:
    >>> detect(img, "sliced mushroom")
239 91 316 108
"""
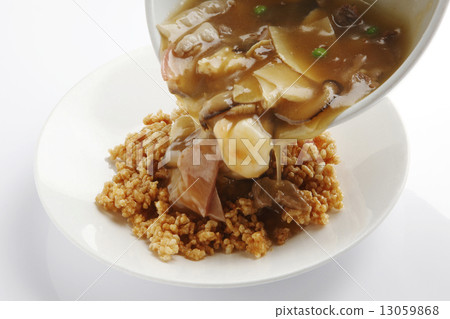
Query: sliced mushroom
225 104 258 117
332 4 361 28
331 72 376 108
340 54 367 84
199 91 235 129
274 74 374 141
216 175 254 200
199 91 266 129
252 177 310 212
274 80 341 125
234 25 269 52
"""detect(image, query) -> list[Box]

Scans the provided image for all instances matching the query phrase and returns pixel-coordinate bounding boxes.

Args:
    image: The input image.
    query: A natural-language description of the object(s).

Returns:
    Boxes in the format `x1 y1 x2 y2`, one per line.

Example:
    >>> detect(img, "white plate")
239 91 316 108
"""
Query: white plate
35 46 408 288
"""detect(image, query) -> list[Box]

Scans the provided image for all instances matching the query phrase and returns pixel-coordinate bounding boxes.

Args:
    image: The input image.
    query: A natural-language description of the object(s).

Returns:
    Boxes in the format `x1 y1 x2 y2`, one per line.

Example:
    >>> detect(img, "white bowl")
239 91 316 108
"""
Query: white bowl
145 0 449 127
35 46 409 287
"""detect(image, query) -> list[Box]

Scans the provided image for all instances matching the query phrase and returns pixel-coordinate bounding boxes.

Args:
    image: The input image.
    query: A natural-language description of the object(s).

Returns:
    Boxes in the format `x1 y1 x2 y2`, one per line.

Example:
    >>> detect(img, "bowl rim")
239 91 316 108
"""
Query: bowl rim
145 0 450 128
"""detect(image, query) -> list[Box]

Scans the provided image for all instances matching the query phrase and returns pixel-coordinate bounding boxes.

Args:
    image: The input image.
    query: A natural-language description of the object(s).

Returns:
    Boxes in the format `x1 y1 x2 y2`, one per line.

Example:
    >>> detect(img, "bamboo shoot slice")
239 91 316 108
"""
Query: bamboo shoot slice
254 61 317 108
233 76 263 104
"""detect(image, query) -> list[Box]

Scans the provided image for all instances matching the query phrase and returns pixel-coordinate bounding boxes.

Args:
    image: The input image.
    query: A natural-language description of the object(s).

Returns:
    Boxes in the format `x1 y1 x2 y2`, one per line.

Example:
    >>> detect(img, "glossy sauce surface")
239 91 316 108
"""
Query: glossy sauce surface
158 0 407 179
159 0 406 137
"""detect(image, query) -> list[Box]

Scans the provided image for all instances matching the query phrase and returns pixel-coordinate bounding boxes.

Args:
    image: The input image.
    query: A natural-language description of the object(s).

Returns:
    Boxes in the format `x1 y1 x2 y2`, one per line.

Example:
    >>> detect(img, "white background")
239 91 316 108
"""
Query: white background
1 0 450 300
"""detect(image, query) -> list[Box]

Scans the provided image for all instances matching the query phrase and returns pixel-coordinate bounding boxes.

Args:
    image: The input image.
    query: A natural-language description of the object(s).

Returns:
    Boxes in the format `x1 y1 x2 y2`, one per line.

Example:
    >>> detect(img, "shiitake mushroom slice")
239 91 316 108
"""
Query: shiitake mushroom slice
199 91 235 129
199 92 263 129
274 80 341 125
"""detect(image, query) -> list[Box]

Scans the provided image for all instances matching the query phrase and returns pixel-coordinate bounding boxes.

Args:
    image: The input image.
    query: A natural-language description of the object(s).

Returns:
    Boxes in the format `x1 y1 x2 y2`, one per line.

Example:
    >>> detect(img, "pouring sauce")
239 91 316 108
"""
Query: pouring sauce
157 0 407 220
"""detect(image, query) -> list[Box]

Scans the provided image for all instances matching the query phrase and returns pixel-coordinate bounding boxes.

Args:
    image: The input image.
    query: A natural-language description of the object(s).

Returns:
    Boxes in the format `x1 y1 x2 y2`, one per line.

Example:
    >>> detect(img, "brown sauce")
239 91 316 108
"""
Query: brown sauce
158 0 407 143
156 0 408 220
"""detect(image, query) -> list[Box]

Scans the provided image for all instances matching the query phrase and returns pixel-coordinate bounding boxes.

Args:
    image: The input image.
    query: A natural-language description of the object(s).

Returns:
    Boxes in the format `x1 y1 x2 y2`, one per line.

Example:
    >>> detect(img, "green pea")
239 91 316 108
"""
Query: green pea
366 26 379 35
312 47 328 58
254 5 267 15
